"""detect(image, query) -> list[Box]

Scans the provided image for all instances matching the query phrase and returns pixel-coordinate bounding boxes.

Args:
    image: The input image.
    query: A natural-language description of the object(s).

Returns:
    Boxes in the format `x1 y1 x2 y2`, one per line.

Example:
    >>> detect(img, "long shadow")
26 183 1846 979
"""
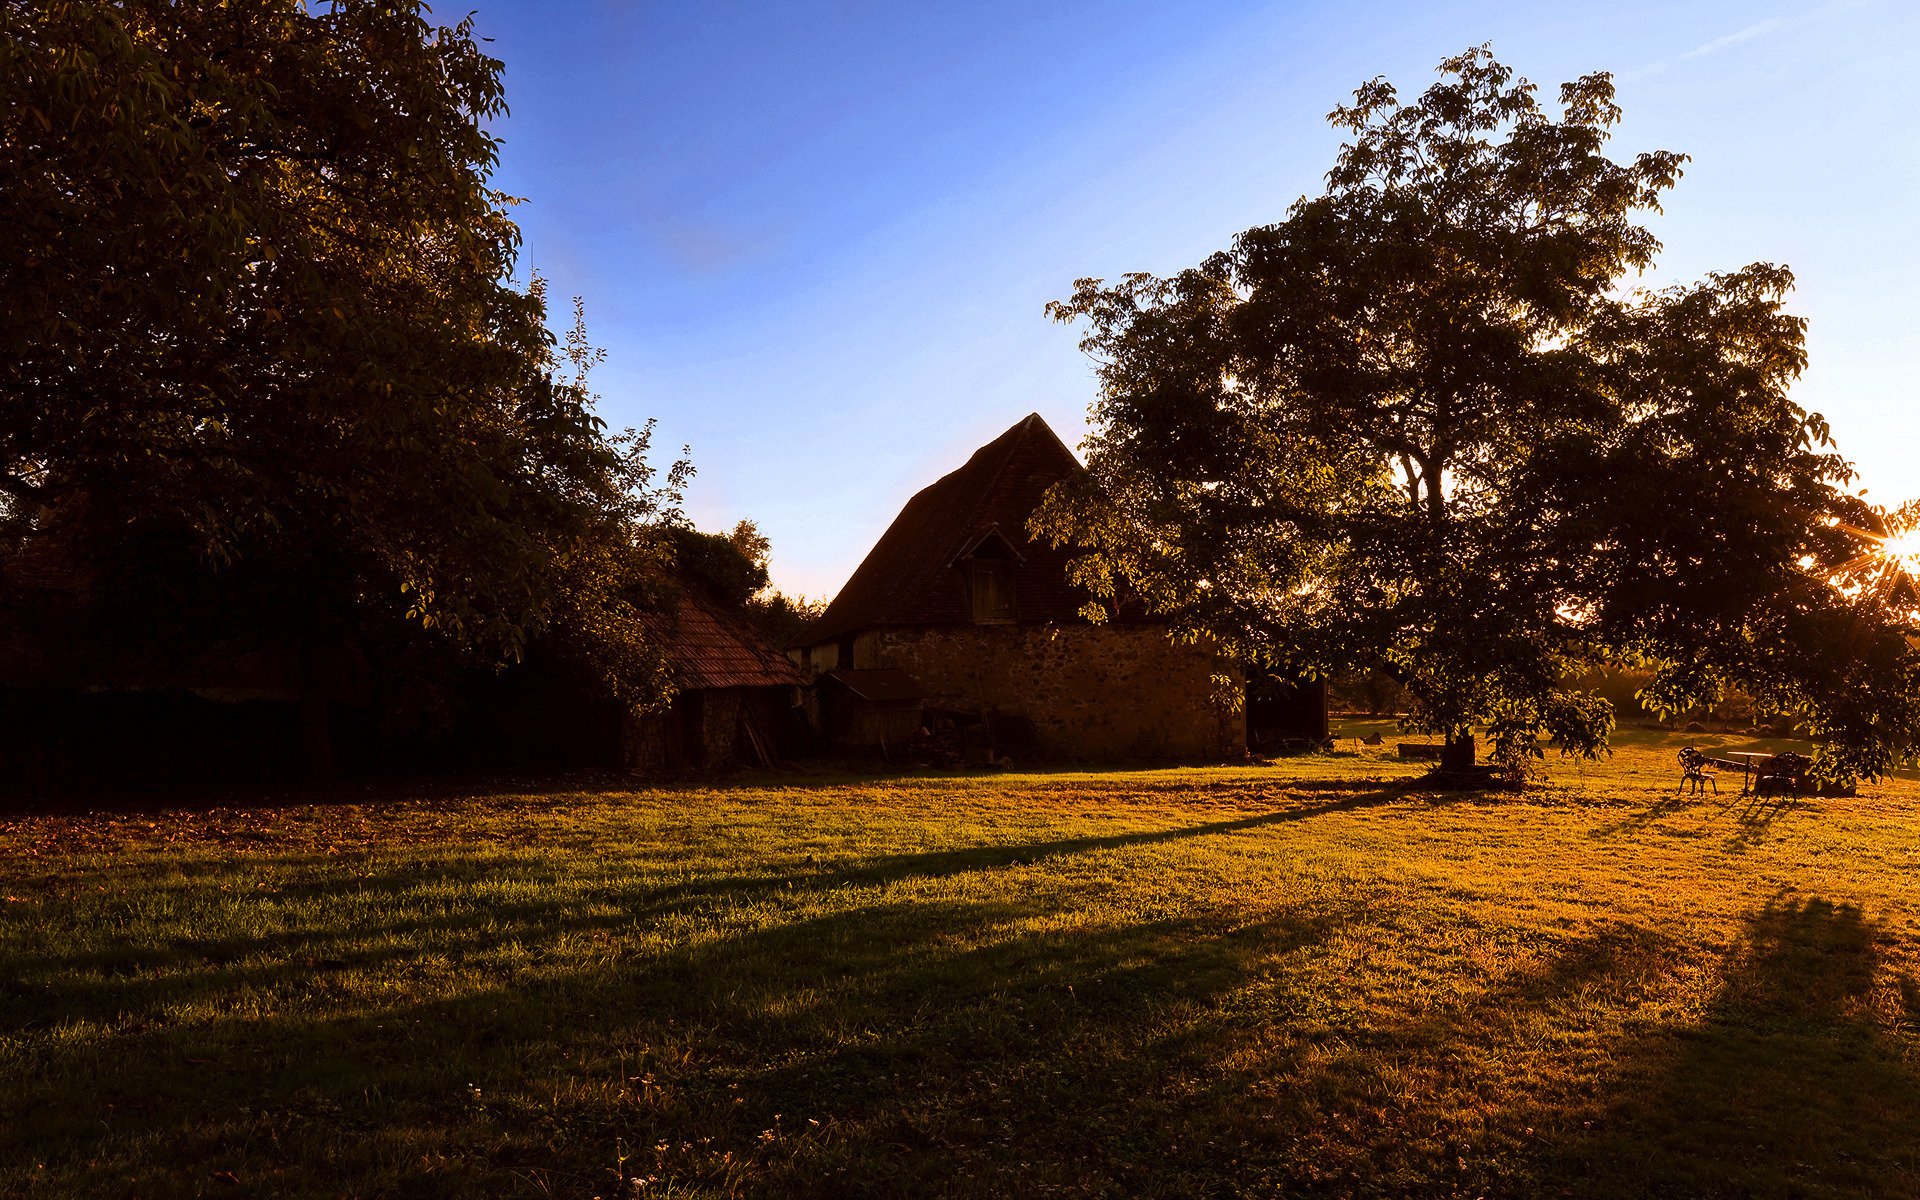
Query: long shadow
0 756 1428 821
1591 779 1808 844
828 779 1420 884
1206 919 1689 1199
1541 894 1920 1198
20 839 1898 1197
7 769 1568 1198
0 881 1354 1198
3 782 1424 1033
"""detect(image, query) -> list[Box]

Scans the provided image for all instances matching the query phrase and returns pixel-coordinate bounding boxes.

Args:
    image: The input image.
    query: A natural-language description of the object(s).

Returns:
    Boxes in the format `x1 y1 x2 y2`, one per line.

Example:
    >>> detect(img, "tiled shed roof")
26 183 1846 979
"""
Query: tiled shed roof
799 414 1093 647
660 586 807 691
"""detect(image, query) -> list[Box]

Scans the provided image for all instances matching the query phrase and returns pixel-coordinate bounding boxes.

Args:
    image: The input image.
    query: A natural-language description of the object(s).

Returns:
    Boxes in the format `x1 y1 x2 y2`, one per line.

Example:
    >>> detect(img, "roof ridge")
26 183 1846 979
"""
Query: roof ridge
970 416 1038 548
796 411 1088 647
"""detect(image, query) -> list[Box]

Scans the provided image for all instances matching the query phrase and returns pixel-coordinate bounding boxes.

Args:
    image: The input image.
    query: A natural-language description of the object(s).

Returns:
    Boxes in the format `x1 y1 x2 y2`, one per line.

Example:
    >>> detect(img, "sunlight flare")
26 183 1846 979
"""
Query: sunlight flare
1879 527 1920 578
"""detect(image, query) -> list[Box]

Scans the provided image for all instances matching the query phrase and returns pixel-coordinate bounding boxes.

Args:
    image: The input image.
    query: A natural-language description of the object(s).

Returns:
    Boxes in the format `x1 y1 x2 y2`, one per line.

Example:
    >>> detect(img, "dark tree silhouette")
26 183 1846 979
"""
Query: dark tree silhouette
1036 48 1920 781
0 2 688 759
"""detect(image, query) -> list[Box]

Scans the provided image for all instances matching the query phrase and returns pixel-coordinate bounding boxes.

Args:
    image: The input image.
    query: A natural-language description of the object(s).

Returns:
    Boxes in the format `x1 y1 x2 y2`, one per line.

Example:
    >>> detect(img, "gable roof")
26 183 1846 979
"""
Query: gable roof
799 413 1092 646
660 585 807 690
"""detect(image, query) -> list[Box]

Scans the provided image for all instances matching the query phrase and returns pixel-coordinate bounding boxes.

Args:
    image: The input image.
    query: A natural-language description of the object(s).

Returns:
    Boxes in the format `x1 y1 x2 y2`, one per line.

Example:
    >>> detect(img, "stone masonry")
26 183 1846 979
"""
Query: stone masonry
856 624 1242 761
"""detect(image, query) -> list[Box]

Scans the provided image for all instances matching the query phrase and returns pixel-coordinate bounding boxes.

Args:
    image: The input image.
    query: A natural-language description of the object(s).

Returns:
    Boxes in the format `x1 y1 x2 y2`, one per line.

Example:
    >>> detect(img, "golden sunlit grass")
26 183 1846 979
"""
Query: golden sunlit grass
4 727 1919 1198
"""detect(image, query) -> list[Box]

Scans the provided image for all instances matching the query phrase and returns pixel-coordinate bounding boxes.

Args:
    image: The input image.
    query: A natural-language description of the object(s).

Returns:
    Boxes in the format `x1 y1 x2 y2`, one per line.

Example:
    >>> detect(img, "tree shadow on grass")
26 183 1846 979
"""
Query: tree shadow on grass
1216 898 1920 1199
833 779 1420 882
6 777 1785 1198
14 887 1692 1197
4 782 1420 1037
1540 894 1920 1198
0 759 1424 822
1212 919 1691 1198
0 877 1354 1199
1591 783 1808 845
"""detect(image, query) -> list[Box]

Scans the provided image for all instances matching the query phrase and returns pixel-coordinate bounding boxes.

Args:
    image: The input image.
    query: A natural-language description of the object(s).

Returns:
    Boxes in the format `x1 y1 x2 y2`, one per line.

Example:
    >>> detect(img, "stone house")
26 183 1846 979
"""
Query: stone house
792 413 1322 760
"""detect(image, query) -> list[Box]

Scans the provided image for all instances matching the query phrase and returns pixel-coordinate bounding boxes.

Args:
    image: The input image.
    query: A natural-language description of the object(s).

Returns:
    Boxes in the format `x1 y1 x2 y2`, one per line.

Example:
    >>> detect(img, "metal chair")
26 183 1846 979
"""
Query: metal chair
1677 747 1717 794
1755 752 1809 797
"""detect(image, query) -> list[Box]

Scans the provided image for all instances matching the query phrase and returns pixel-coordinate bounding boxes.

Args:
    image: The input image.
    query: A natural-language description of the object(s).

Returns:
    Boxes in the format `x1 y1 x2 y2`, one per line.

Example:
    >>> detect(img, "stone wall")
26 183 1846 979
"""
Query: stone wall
854 624 1243 761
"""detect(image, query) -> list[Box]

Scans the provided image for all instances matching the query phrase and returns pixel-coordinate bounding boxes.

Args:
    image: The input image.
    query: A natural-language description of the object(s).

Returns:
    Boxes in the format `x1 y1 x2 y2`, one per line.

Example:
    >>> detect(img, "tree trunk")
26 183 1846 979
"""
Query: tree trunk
1441 732 1475 773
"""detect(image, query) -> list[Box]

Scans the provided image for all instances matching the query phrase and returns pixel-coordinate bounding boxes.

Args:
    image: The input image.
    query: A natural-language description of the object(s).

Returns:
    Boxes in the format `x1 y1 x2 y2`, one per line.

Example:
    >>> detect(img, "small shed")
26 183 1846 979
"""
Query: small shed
1247 673 1332 751
623 587 808 772
0 532 373 784
815 668 925 751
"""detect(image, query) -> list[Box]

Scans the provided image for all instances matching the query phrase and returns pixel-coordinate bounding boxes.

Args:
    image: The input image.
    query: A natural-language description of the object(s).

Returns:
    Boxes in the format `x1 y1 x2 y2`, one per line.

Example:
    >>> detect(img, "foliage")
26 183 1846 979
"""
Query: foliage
0 2 685 725
672 521 772 609
1487 687 1616 781
1036 48 1920 780
745 589 828 648
538 295 691 710
1329 666 1410 716
671 518 827 647
5 736 1919 1196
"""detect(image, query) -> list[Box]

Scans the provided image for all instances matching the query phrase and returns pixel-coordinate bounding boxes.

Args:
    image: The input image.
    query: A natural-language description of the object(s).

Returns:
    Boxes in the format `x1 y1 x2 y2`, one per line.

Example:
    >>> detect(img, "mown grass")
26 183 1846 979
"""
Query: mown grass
4 726 1920 1198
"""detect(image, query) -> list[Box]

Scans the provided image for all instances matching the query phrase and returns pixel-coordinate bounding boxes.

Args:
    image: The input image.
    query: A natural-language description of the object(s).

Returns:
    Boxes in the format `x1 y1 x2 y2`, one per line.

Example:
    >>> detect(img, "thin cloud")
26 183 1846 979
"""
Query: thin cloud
1678 16 1788 61
1625 0 1871 80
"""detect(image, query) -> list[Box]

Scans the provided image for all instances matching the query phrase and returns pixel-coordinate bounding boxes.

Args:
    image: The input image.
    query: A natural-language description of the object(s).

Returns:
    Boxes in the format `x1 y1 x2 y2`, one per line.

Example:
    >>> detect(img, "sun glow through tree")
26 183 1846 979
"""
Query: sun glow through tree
1877 526 1920 578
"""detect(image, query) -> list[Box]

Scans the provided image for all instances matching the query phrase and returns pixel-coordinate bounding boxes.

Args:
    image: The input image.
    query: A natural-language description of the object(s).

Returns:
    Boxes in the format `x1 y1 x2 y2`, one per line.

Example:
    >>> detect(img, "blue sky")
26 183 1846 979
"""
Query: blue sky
472 0 1919 597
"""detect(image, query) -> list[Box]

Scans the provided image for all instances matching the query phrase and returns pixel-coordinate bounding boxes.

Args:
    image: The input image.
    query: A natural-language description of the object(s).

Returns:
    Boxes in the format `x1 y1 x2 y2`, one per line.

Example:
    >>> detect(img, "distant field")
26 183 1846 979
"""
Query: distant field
4 728 1919 1198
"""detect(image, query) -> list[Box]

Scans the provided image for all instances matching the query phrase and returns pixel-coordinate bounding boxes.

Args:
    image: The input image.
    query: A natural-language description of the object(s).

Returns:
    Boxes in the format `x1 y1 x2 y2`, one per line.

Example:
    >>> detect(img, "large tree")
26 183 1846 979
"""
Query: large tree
1037 48 1920 781
0 2 681 752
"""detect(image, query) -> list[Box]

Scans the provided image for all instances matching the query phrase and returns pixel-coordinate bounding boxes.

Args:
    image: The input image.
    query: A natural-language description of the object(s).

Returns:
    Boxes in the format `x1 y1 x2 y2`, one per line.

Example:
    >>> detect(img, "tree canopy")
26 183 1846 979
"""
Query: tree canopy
670 520 827 647
1037 48 1920 781
1 1 685 742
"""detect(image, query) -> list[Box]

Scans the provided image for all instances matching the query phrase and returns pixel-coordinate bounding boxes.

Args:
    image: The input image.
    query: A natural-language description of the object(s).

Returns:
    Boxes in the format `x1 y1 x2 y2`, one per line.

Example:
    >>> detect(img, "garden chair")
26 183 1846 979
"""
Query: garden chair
1755 752 1810 797
1677 747 1717 794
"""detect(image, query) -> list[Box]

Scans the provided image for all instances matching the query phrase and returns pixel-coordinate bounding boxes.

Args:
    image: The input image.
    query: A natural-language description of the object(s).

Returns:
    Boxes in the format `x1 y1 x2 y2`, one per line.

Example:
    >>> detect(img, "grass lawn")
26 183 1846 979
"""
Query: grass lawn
5 726 1920 1198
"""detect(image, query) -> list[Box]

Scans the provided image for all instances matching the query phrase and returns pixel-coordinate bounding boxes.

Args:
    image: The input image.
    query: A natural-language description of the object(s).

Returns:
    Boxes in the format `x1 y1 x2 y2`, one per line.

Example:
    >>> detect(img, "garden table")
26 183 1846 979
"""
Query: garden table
1715 751 1777 794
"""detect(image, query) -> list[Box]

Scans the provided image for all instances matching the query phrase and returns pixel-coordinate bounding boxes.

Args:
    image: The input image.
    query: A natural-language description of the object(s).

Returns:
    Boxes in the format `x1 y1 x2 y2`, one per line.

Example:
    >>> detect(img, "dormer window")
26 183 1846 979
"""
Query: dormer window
969 559 1015 622
955 526 1022 624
